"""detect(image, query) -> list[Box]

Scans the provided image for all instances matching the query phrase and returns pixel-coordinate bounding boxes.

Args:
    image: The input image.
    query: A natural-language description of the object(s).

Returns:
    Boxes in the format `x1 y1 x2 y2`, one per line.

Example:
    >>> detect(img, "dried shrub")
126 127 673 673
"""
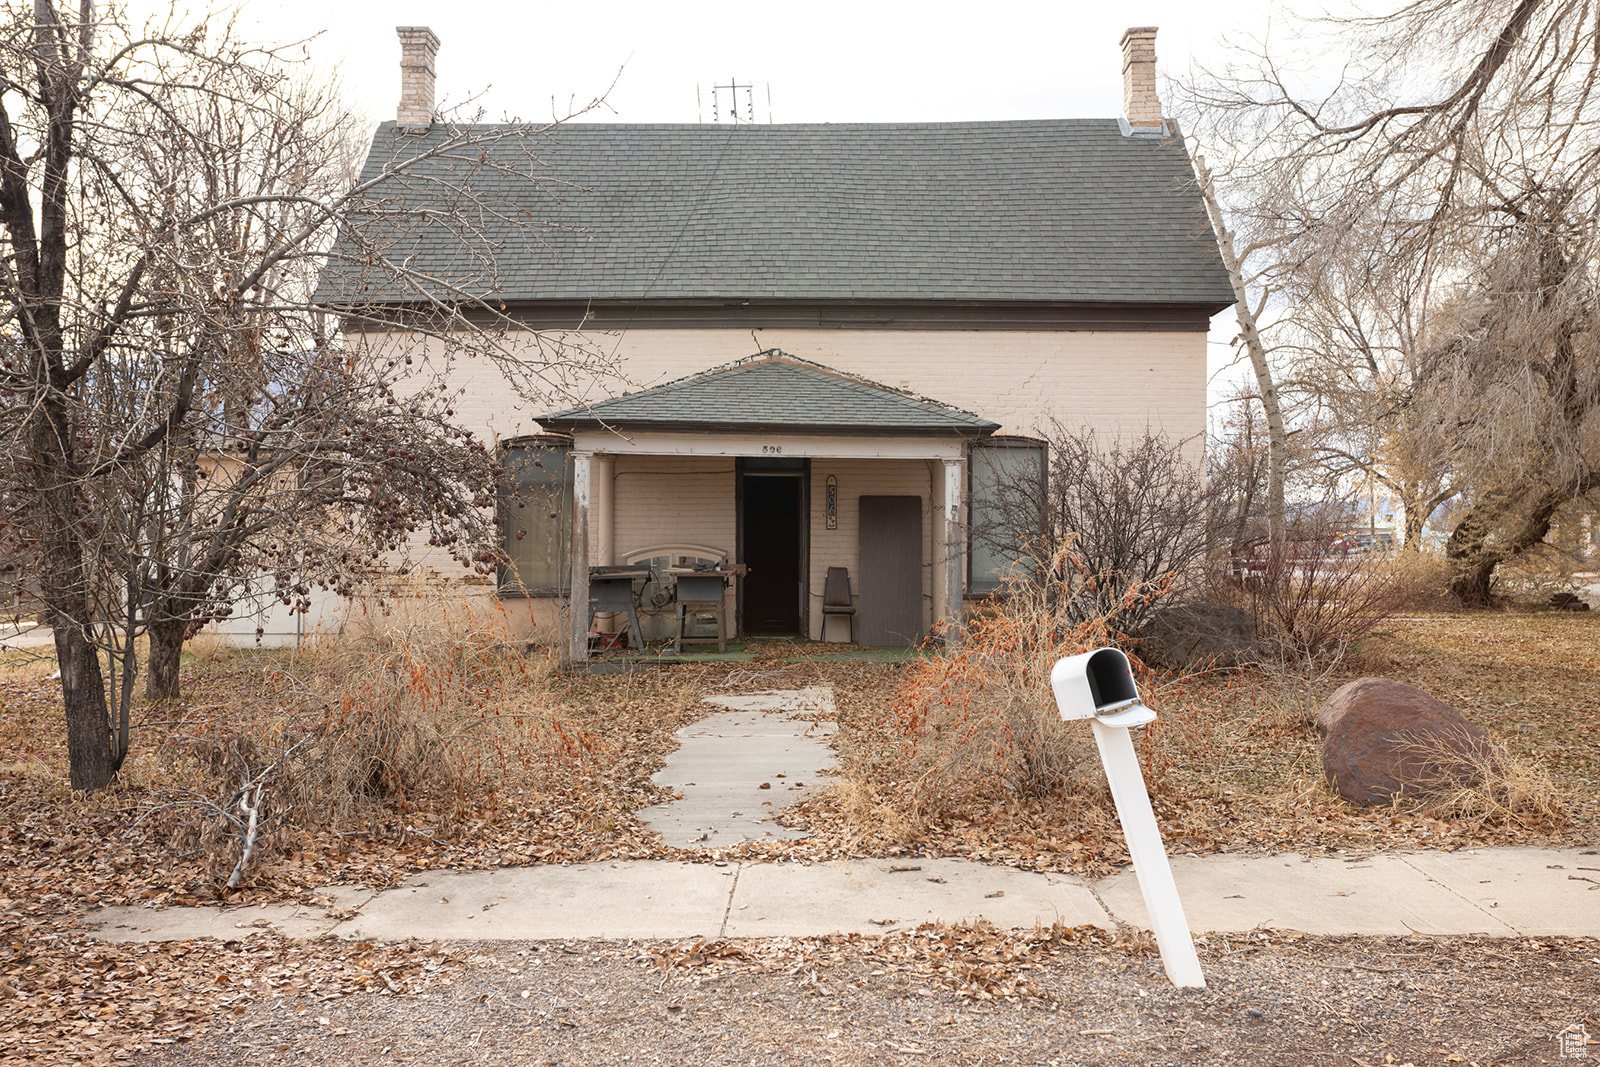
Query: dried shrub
891 546 1165 819
1377 548 1459 613
827 777 920 851
152 585 597 885
973 424 1209 635
291 588 582 819
1222 514 1407 722
1397 729 1566 829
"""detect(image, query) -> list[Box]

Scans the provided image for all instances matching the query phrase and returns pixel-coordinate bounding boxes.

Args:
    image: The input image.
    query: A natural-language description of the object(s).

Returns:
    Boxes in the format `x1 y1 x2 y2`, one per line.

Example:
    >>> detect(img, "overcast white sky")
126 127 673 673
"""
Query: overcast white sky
211 0 1270 126
127 0 1281 401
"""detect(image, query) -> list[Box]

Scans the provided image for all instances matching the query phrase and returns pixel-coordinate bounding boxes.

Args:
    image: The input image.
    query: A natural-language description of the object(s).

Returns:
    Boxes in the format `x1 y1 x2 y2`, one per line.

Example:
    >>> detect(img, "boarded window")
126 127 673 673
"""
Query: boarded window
499 436 571 595
968 437 1046 594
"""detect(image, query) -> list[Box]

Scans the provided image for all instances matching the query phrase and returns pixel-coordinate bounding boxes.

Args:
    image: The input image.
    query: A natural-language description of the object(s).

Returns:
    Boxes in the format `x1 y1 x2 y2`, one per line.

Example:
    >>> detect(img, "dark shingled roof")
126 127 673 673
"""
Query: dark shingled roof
537 353 1001 436
317 119 1232 308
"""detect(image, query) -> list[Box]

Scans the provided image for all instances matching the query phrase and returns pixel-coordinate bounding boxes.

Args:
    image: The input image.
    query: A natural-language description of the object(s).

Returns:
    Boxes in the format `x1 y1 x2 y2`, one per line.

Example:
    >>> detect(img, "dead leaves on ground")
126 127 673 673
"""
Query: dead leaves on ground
644 920 1114 1003
0 925 454 1065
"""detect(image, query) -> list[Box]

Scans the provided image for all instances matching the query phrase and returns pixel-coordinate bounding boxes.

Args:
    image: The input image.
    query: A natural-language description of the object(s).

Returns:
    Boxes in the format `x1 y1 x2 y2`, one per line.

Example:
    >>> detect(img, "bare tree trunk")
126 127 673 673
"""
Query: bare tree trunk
32 361 119 790
1403 502 1429 551
146 618 184 700
1195 152 1288 545
1444 508 1497 606
54 620 116 791
1446 479 1593 605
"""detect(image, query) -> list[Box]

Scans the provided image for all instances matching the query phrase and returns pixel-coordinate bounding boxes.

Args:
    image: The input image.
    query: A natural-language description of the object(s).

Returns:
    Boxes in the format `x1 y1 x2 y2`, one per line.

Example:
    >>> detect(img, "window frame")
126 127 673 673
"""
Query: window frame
965 435 1048 597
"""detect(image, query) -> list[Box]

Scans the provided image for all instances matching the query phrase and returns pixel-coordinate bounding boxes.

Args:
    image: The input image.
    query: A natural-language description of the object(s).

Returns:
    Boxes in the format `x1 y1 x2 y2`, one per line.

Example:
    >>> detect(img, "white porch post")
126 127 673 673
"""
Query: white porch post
941 457 964 649
592 454 615 567
569 451 592 663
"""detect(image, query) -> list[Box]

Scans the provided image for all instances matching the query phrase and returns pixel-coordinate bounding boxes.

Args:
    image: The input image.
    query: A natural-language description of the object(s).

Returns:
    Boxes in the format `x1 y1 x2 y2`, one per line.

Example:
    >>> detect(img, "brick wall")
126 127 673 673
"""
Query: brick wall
806 459 936 640
609 455 736 560
1120 27 1163 130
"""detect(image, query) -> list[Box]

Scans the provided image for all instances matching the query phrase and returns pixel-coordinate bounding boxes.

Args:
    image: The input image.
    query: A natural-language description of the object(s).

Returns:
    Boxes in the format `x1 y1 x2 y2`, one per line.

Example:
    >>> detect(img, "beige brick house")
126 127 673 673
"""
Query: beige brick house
318 26 1232 658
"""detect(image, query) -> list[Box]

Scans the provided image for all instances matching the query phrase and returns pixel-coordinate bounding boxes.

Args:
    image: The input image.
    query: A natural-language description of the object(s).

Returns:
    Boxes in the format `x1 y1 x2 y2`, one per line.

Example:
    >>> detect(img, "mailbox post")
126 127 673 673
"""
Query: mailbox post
1051 648 1205 989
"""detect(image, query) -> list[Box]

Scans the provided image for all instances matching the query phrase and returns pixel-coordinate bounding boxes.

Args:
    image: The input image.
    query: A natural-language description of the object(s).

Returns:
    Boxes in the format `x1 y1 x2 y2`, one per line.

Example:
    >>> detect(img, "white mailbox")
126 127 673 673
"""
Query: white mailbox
1052 646 1205 989
1050 647 1156 727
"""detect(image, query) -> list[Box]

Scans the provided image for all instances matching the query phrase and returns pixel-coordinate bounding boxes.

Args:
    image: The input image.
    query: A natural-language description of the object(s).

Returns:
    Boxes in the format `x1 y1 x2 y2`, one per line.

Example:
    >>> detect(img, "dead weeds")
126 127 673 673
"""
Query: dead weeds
0 611 1595 1061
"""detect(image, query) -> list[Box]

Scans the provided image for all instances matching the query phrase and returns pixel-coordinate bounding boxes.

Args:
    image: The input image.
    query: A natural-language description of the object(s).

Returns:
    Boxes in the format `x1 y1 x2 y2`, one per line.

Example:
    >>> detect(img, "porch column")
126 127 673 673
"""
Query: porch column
569 451 592 663
941 457 964 649
592 454 615 567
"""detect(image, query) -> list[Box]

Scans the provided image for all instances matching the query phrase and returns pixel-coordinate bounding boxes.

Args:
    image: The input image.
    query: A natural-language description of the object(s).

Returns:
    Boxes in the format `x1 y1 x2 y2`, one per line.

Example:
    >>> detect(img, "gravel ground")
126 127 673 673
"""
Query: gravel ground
132 933 1598 1066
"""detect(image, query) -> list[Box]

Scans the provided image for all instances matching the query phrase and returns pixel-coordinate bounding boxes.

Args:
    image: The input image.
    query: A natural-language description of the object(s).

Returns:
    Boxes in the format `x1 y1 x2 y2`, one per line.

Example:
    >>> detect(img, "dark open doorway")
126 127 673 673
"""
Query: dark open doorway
738 459 808 635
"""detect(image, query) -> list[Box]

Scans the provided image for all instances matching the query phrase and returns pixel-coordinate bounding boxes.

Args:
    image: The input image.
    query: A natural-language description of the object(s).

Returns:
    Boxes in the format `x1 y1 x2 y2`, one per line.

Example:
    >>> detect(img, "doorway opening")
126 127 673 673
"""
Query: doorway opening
737 458 809 636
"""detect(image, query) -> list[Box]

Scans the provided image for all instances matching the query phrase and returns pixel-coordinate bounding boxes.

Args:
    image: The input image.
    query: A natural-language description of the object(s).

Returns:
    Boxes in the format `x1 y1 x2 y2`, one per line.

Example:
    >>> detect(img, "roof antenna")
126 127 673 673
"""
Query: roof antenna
708 77 755 123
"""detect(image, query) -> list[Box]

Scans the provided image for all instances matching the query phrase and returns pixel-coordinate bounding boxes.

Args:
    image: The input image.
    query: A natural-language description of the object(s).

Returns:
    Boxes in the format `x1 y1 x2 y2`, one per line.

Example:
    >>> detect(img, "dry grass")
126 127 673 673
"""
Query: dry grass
0 598 1594 895
185 629 237 663
1395 728 1567 829
799 608 1599 872
136 586 597 884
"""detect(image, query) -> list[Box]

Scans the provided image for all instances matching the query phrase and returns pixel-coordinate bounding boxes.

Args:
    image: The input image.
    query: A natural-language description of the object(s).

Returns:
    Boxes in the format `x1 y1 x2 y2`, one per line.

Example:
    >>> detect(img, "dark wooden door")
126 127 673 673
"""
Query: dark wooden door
740 475 804 634
858 495 922 646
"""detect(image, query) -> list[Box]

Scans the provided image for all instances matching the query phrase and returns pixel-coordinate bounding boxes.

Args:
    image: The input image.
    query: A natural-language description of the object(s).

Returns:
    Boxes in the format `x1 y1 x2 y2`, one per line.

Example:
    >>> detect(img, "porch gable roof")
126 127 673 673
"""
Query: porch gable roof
537 352 1000 437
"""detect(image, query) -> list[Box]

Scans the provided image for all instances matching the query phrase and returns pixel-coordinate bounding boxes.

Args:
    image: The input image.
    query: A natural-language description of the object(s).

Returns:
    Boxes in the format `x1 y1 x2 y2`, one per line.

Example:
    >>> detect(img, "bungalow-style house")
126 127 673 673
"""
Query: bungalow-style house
318 26 1232 659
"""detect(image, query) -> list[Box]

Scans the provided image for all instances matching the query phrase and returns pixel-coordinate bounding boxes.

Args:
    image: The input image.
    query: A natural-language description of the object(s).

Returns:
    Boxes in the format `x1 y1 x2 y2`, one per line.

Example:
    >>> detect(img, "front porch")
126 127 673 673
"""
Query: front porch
533 352 999 662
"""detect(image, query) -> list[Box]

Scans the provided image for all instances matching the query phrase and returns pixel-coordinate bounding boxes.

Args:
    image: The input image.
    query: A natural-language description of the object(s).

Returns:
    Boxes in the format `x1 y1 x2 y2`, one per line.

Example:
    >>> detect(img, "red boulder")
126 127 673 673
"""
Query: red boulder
1318 678 1498 806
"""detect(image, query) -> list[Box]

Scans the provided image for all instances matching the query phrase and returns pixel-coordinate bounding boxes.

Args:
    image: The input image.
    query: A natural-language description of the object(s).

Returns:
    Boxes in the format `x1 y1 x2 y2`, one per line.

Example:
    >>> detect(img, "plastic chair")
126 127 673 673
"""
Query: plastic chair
821 566 857 643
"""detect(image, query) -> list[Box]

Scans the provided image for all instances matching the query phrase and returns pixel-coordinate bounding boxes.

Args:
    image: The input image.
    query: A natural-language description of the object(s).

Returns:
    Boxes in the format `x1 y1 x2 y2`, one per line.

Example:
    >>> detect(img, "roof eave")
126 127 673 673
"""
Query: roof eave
538 418 999 438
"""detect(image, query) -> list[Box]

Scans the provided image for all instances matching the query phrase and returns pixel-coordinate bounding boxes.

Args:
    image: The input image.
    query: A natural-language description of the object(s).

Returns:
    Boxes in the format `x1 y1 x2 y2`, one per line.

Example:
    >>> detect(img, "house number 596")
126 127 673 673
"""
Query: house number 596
762 445 783 454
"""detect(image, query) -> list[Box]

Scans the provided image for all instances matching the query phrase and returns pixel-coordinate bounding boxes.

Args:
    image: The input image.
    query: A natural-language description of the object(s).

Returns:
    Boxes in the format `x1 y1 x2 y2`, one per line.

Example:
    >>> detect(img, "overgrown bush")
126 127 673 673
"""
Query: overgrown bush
891 546 1167 818
1217 513 1406 721
1379 547 1460 613
971 424 1209 635
150 587 595 886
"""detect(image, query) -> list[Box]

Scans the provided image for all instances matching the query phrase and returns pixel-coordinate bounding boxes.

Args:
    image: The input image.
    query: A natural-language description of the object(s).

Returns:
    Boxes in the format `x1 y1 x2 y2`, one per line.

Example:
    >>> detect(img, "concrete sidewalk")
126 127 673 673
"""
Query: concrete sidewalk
88 846 1600 944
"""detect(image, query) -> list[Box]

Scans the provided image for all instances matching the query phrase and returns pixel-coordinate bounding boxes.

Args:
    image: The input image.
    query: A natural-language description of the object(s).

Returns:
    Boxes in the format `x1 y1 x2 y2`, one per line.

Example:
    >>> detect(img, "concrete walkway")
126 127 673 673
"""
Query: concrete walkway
0 622 53 651
635 687 837 848
82 685 1600 945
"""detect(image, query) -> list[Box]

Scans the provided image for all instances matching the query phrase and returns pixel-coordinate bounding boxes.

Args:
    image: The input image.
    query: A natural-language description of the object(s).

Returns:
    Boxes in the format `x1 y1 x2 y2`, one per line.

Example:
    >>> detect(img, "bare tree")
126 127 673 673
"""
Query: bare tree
1430 188 1600 601
1193 150 1290 546
972 424 1210 635
0 4 610 789
1185 0 1600 603
1282 228 1462 549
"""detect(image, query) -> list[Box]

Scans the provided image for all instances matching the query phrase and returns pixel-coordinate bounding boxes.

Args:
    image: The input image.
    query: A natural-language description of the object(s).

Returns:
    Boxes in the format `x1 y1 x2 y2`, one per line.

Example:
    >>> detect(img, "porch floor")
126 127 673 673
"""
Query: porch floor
581 638 933 666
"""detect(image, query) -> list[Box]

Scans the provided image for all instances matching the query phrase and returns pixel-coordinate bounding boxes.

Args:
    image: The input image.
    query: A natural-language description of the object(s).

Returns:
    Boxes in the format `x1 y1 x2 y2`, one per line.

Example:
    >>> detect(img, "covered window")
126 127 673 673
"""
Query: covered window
968 437 1046 595
499 436 572 595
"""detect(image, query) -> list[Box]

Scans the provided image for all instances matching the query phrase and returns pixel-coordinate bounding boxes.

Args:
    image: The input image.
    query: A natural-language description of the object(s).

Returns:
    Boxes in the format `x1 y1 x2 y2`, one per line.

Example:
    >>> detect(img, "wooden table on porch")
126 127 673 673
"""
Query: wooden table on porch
587 566 651 651
668 564 748 653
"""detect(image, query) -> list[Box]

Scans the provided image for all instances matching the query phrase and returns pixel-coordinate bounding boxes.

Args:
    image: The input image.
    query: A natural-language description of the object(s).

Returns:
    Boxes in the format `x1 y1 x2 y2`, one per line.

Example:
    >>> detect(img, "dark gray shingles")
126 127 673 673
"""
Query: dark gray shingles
537 354 1000 434
320 119 1232 307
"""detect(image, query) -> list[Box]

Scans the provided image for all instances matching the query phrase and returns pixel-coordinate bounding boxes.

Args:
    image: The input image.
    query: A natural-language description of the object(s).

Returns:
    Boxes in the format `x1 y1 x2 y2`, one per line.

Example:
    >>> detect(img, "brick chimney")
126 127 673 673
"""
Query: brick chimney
1120 26 1164 134
396 26 439 130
